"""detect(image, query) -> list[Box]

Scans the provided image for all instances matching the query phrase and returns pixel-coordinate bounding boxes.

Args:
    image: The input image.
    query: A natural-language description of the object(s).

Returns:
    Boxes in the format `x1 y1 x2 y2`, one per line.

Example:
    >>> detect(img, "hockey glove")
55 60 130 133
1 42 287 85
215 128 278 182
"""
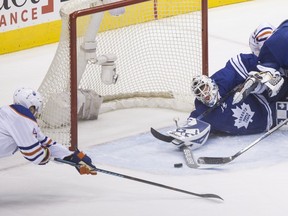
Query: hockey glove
233 67 284 104
256 65 284 97
63 150 97 175
232 76 259 105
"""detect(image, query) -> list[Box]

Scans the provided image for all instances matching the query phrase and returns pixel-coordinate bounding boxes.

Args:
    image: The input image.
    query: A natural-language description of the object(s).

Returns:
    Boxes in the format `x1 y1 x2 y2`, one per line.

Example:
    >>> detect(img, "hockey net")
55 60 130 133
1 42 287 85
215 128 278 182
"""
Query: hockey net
38 0 208 150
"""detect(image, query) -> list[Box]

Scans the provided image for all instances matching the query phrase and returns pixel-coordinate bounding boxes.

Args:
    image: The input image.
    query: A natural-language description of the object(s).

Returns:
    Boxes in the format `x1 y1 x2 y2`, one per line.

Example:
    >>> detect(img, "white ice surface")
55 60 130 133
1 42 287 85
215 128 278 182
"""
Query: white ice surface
1 0 288 215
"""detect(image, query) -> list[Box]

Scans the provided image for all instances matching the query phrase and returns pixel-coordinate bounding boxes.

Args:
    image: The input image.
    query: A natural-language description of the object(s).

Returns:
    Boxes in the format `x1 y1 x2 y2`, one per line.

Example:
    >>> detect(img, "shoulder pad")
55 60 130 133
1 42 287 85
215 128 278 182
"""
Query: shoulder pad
10 104 37 122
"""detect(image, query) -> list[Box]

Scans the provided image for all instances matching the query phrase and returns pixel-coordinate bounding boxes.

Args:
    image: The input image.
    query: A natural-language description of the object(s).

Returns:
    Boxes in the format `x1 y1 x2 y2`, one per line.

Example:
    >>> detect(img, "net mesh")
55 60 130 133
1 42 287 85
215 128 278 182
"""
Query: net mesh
38 0 206 148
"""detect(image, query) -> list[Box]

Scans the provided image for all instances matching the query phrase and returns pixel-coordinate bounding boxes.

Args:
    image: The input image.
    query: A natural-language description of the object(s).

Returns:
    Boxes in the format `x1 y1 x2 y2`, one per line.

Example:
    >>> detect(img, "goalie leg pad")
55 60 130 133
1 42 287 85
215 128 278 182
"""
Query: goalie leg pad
77 89 103 120
168 118 211 150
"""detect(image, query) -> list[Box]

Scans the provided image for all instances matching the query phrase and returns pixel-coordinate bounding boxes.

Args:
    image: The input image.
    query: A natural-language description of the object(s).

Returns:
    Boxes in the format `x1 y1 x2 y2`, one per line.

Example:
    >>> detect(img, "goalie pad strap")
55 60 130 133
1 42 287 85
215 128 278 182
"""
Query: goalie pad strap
77 89 103 120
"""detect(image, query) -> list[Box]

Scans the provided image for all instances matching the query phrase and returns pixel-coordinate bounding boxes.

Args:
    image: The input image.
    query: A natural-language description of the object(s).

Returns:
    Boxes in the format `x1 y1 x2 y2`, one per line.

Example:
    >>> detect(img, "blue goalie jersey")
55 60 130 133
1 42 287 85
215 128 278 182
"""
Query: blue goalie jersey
190 53 279 135
258 19 288 70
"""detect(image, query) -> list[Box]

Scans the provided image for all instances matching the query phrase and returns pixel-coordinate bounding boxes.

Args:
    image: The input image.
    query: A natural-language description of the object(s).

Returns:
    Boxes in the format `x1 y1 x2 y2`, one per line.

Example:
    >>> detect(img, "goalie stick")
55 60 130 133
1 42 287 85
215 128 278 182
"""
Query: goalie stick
150 128 200 168
197 118 288 165
54 158 223 201
181 146 200 168
150 128 222 169
150 127 174 143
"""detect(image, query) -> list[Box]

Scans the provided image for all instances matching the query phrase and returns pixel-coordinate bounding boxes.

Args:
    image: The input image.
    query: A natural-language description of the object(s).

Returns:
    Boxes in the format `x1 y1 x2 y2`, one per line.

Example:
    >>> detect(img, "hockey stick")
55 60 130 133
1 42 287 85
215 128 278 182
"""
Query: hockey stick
150 127 174 142
54 158 223 200
150 128 200 168
197 118 288 165
181 146 200 168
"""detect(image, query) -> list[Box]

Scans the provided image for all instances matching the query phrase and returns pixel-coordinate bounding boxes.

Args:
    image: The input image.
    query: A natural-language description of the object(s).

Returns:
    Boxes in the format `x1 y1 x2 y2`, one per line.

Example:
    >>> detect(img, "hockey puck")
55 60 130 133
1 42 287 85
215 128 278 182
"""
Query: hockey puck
174 163 183 168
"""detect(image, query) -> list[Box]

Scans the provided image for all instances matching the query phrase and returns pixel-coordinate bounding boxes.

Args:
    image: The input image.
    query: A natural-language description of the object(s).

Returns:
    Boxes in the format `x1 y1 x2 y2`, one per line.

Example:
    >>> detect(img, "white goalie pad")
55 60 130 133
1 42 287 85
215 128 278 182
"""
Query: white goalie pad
167 118 211 150
77 89 103 120
41 89 103 128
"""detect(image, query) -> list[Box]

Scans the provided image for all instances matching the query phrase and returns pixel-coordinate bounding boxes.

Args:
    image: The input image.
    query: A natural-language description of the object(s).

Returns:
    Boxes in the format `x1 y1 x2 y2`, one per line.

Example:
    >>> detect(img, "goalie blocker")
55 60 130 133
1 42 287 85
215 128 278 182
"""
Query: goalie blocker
168 118 211 150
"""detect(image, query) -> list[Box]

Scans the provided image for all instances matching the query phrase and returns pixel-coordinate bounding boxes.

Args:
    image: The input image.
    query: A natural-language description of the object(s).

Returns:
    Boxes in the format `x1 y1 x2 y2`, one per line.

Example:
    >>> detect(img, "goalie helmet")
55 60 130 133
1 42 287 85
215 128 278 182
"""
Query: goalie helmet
249 23 275 56
167 118 211 150
191 75 219 107
13 87 43 118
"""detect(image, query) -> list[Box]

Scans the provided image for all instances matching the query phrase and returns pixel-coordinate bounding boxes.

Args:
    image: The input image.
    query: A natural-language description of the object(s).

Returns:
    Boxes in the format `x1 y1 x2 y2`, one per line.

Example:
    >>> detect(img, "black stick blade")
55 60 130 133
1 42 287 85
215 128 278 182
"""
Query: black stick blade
200 193 224 201
150 127 174 142
197 156 233 165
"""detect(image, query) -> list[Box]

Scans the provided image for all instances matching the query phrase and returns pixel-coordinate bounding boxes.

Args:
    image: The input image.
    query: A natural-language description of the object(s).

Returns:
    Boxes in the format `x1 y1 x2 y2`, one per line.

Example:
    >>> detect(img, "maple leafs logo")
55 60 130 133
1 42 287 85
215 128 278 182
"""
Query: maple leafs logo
232 103 255 129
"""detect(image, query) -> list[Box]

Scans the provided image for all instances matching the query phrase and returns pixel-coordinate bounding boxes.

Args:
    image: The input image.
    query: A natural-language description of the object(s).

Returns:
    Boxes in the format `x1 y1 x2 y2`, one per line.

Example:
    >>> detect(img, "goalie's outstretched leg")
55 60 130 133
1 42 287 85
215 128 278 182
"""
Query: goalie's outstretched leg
167 118 211 150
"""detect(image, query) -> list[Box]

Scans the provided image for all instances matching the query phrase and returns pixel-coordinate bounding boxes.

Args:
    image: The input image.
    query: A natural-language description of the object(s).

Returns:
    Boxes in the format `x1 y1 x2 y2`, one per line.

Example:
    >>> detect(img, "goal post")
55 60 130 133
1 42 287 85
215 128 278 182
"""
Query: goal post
38 0 208 150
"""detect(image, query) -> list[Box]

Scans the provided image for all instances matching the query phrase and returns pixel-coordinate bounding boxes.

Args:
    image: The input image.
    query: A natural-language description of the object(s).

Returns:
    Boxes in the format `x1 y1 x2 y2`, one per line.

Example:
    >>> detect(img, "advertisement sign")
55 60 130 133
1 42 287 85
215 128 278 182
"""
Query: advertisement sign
0 0 68 32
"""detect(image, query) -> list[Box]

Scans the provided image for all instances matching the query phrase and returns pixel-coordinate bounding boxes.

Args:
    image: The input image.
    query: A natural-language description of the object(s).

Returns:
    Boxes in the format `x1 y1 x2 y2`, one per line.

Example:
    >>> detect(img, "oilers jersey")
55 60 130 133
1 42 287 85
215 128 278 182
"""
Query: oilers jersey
0 104 71 164
190 53 288 135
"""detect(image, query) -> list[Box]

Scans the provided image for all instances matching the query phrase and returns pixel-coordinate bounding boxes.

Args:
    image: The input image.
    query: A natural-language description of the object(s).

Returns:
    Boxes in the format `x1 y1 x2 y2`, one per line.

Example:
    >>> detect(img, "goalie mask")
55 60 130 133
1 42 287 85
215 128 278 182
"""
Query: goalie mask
167 118 211 150
191 75 219 107
13 87 43 118
249 23 275 56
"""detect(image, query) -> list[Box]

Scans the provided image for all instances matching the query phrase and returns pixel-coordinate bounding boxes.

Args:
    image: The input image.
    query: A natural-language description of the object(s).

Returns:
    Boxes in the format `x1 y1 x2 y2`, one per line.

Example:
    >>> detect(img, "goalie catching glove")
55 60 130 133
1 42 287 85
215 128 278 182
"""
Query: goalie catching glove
63 150 97 175
232 65 284 104
167 118 211 150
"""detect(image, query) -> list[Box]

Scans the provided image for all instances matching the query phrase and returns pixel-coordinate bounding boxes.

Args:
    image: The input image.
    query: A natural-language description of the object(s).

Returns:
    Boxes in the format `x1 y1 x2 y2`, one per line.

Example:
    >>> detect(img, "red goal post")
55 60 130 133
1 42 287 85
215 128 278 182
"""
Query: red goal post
38 0 208 150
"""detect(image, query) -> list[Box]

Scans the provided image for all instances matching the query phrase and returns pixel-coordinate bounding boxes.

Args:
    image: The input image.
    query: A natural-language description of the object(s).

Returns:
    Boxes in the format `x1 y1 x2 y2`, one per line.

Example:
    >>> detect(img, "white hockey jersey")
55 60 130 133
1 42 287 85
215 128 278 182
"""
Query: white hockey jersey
0 104 71 164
